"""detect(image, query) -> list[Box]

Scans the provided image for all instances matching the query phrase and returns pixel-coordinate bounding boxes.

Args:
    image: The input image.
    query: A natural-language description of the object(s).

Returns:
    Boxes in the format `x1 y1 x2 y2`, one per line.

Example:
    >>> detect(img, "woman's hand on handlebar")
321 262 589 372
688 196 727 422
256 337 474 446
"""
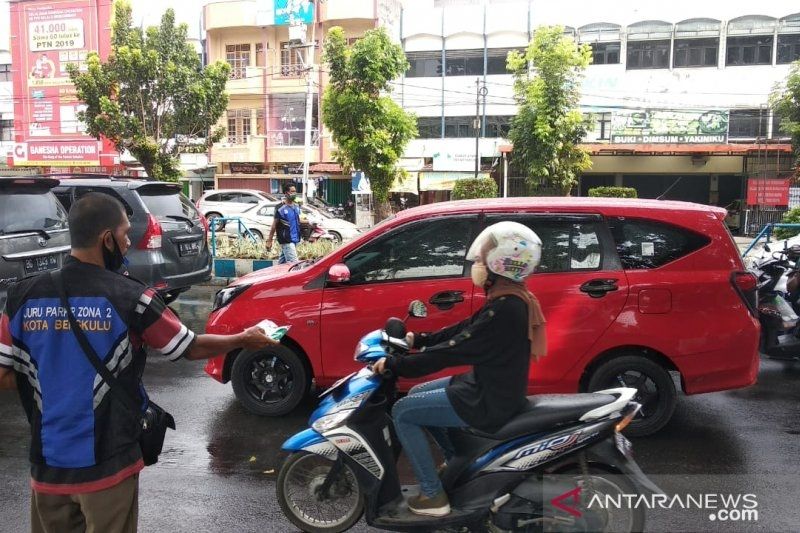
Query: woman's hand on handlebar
405 332 414 348
372 357 387 376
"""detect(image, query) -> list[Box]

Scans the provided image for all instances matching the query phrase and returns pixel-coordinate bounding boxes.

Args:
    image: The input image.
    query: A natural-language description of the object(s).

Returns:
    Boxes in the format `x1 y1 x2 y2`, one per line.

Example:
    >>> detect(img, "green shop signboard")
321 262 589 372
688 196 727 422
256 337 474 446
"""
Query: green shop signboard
610 109 729 144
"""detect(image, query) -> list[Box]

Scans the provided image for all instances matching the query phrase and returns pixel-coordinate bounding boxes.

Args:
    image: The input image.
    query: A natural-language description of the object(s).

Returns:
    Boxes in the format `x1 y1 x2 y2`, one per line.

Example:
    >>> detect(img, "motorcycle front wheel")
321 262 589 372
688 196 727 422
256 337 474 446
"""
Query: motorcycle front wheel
277 451 365 533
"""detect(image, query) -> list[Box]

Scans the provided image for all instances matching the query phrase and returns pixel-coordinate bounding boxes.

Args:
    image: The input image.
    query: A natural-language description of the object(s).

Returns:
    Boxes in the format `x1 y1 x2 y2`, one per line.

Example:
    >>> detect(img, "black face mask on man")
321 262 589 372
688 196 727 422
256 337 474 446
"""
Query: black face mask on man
102 232 126 272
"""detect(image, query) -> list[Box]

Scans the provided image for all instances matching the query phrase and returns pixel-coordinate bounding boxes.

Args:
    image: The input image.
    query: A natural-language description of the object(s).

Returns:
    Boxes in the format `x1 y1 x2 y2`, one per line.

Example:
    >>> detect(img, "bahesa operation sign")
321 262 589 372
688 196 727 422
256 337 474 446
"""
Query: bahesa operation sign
10 0 112 166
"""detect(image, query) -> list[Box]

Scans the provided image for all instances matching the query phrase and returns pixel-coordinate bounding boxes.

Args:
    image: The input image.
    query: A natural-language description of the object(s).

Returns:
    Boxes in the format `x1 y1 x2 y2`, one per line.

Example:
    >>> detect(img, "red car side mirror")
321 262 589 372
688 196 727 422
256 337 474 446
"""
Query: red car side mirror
328 263 351 284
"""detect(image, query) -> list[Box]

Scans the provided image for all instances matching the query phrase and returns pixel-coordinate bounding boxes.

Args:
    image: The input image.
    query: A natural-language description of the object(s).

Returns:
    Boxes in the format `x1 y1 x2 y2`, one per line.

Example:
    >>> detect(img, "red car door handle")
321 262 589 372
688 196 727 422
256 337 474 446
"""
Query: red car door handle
429 291 465 310
580 279 619 298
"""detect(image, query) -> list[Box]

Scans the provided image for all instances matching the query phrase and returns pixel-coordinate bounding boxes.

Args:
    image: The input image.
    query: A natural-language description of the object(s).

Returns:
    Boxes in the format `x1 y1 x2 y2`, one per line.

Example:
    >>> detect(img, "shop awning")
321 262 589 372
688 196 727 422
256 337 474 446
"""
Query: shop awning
391 172 419 194
310 162 343 173
419 171 491 191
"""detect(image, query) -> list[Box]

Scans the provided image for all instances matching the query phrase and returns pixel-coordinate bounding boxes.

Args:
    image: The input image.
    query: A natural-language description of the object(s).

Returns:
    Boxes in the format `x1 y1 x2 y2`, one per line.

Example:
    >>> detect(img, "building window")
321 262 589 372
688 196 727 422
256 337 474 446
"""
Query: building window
0 64 10 82
226 109 251 144
778 33 800 64
626 40 670 69
269 93 318 146
416 117 442 139
726 36 773 66
484 115 513 138
255 43 265 67
590 42 620 65
445 49 484 76
281 42 305 77
0 119 13 141
406 51 442 78
486 48 523 75
728 109 769 138
225 44 251 79
443 116 476 138
772 112 790 139
673 38 718 67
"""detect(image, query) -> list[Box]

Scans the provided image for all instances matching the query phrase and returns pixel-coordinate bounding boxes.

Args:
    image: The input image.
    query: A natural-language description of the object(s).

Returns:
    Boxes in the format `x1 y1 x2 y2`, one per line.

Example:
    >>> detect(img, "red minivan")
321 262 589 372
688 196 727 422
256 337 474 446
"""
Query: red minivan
204 198 759 435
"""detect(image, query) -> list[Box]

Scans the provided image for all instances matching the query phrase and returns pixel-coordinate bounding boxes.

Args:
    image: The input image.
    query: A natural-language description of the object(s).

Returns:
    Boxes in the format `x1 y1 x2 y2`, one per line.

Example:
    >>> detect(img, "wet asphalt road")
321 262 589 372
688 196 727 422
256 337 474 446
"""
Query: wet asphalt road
2 285 800 532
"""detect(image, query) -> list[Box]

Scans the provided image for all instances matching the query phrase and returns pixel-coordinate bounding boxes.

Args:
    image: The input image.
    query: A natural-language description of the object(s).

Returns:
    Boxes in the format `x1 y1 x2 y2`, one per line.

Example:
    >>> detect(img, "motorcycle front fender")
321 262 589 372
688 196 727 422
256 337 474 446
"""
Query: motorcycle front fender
282 428 326 451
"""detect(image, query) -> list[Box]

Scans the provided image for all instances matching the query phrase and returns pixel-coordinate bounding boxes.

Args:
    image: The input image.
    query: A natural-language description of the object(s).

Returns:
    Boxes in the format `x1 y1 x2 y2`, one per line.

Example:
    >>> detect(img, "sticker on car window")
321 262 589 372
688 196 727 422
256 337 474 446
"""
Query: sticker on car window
641 242 655 256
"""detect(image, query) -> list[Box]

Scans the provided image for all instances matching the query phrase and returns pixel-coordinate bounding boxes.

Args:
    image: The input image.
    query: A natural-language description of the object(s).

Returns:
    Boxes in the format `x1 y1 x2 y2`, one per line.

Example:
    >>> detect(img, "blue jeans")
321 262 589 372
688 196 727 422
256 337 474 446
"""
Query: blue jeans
392 377 467 497
278 242 298 264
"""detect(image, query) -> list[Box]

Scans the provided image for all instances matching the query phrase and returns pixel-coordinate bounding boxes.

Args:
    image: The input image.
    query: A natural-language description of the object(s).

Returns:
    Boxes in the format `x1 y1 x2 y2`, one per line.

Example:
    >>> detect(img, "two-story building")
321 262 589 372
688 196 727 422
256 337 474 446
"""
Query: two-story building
396 0 798 217
204 0 402 206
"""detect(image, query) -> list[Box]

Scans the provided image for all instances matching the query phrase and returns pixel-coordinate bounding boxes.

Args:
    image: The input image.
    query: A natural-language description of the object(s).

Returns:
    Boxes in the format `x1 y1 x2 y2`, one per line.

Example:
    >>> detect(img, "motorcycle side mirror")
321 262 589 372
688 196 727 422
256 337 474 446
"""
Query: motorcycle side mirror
327 263 350 284
385 317 407 338
408 300 428 318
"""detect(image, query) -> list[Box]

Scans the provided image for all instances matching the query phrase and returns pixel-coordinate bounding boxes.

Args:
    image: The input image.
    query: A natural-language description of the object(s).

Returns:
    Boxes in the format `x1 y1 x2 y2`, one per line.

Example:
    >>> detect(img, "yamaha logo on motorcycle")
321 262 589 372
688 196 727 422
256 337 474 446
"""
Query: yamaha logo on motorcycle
276 304 661 532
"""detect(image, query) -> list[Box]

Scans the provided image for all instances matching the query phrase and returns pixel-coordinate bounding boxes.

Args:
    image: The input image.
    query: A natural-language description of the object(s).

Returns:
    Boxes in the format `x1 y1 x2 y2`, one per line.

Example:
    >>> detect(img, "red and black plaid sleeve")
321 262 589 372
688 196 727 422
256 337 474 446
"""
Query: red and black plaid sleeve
0 310 13 369
133 288 196 361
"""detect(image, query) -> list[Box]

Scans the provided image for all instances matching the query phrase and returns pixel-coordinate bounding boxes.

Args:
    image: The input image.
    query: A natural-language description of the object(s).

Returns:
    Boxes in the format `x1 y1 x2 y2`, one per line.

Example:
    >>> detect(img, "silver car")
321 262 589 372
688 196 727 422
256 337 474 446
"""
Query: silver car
0 177 71 309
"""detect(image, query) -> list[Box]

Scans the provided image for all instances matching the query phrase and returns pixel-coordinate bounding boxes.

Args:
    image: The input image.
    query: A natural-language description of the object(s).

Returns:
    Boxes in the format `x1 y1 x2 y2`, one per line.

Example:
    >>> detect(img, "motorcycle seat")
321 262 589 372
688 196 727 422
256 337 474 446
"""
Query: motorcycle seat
469 393 618 440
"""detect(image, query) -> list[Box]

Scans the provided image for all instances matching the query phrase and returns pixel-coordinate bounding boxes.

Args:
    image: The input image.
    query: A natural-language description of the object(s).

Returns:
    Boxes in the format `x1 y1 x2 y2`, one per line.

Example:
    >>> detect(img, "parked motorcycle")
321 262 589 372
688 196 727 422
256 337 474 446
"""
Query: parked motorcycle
303 222 336 243
277 301 660 532
751 242 800 360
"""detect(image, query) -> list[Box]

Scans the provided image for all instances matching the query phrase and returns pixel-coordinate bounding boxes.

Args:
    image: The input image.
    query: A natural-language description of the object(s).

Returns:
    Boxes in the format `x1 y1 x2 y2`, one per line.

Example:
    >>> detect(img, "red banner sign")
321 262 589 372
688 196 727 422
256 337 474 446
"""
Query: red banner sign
746 178 791 207
12 140 100 166
11 0 114 167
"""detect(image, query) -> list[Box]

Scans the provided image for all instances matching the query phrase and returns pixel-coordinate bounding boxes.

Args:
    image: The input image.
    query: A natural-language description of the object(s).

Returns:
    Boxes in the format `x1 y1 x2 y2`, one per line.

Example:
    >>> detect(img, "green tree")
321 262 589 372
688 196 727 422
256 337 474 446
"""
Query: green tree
771 60 800 178
507 26 592 195
452 177 498 200
67 0 230 181
322 26 417 219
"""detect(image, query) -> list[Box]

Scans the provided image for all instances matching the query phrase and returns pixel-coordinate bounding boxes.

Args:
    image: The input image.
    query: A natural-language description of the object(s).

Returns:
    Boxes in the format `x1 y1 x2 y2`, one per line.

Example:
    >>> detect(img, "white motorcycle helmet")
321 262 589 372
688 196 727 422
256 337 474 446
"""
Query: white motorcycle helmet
466 221 542 282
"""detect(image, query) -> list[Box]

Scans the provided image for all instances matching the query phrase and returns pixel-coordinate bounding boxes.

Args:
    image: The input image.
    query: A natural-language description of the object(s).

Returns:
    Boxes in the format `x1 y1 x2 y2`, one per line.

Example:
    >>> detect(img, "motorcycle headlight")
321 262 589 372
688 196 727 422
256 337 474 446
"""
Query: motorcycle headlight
212 284 251 312
311 391 371 433
353 342 370 360
312 410 354 433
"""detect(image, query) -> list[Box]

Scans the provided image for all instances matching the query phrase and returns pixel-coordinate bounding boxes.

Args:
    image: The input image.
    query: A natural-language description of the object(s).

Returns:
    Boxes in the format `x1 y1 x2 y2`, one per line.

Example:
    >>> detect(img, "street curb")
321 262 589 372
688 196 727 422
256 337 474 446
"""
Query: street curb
197 278 230 287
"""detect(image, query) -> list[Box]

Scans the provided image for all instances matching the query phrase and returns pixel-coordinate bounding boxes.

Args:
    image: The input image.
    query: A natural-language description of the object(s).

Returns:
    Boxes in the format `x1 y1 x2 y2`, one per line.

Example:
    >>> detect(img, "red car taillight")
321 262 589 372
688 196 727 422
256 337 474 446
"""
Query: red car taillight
198 215 209 236
138 214 163 249
731 271 758 317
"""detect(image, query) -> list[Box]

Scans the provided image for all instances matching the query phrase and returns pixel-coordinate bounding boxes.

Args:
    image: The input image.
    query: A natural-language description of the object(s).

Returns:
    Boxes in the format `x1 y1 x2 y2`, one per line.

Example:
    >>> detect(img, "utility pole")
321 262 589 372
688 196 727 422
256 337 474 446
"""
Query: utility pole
474 78 487 179
299 4 317 204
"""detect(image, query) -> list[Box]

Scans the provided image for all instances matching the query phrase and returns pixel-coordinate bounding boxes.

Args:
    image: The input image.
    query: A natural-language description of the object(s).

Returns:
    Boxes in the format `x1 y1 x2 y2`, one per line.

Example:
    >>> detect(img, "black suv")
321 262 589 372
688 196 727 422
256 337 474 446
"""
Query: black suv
52 175 212 303
0 177 71 308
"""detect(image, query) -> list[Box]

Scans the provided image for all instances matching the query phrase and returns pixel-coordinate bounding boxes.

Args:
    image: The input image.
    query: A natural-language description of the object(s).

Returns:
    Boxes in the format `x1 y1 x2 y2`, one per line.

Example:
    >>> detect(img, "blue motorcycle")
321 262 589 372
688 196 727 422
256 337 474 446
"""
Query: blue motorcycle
277 301 660 532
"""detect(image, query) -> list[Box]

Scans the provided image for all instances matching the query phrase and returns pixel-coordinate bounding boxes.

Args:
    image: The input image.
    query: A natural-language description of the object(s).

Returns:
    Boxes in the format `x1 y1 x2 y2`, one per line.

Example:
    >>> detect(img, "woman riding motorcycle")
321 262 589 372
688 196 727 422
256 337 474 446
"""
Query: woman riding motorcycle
373 221 547 517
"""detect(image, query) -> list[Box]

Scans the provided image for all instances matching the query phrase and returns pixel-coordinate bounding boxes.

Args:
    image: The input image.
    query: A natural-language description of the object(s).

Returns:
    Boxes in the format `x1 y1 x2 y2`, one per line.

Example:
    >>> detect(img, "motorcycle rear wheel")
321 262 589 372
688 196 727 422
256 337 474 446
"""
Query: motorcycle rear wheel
277 451 365 533
549 464 645 533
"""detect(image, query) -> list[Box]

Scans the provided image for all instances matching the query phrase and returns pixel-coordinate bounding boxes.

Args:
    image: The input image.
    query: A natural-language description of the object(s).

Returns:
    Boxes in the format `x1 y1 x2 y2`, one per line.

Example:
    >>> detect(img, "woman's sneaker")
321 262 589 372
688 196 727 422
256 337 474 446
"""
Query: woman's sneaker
408 491 451 517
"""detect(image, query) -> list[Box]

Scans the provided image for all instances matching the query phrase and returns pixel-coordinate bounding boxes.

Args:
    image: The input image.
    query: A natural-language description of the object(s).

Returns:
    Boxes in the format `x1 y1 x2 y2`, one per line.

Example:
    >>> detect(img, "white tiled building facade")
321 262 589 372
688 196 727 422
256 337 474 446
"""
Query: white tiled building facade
395 0 799 206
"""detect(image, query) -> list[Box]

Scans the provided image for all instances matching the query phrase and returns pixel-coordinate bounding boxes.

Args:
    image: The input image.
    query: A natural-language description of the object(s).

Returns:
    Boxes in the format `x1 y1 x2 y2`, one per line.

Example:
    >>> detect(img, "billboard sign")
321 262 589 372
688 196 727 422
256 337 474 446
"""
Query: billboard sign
432 150 475 172
275 0 314 25
258 0 314 26
610 109 729 144
11 0 113 167
12 140 100 166
746 179 791 207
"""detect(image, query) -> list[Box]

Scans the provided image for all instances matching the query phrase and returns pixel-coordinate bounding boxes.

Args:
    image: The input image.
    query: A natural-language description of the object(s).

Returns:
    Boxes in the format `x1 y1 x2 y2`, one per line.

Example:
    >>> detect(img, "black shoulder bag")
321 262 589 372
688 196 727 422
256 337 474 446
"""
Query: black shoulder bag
50 270 175 466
